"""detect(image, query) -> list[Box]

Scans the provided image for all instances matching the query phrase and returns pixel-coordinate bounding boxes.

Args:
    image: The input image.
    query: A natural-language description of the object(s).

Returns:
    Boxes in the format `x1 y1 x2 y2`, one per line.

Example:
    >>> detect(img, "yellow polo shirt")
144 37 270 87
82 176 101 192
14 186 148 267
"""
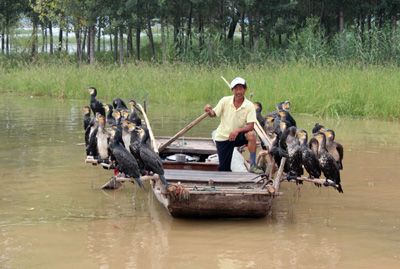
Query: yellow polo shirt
213 96 257 141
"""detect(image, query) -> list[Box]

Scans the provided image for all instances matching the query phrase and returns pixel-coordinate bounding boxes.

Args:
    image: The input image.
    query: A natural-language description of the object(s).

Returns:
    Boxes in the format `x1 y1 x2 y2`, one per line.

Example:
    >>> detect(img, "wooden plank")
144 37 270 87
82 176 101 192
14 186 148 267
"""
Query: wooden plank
164 169 260 183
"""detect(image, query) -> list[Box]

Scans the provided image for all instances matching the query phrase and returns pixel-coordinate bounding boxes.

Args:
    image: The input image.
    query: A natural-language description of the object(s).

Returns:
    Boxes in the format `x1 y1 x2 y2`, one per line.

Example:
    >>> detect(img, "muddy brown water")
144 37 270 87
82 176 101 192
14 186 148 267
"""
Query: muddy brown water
1 95 399 268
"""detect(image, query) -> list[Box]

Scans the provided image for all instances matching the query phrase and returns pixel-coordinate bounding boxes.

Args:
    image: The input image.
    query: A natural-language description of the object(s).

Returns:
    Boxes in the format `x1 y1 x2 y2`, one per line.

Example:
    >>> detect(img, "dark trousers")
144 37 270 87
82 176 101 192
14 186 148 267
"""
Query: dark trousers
215 133 248 171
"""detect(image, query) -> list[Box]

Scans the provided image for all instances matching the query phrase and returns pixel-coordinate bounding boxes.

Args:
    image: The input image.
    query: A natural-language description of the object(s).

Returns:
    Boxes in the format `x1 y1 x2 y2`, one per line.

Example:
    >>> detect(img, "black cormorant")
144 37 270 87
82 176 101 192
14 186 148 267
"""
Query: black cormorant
263 116 275 134
137 126 168 187
324 129 344 170
113 98 128 110
278 110 296 127
103 104 116 126
253 102 265 128
128 100 142 126
82 106 93 150
312 123 326 134
109 128 145 189
297 129 321 179
280 126 303 182
314 132 343 193
87 87 105 117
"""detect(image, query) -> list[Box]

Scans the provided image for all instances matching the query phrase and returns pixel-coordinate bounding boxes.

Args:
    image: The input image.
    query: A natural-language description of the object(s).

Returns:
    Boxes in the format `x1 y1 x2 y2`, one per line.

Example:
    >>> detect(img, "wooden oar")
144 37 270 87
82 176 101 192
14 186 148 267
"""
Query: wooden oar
136 103 158 152
158 111 210 153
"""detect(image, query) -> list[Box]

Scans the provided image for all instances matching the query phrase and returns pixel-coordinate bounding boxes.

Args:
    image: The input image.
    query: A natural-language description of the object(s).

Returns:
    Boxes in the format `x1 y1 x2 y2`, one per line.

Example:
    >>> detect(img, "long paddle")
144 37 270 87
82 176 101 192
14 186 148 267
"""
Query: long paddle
136 103 159 153
158 111 210 153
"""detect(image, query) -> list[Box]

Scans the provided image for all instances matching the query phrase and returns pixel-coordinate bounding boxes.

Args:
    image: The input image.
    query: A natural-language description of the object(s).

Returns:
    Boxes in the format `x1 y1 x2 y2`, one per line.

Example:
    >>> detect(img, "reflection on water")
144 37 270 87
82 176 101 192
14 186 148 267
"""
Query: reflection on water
0 95 400 268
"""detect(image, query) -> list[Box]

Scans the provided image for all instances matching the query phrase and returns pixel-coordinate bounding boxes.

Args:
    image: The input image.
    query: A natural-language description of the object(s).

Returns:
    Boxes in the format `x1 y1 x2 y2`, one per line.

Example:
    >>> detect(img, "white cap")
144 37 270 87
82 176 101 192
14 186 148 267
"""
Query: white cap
230 77 247 89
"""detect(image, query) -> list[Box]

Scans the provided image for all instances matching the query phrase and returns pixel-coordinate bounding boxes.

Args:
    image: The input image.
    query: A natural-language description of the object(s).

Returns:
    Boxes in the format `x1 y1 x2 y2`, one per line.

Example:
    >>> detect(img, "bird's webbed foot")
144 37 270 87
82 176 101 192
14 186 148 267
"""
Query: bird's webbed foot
323 180 330 187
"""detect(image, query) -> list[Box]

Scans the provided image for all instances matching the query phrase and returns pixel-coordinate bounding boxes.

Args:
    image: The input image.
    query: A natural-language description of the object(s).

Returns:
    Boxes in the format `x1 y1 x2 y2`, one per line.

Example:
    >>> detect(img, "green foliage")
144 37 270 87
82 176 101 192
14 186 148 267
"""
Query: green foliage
0 61 399 120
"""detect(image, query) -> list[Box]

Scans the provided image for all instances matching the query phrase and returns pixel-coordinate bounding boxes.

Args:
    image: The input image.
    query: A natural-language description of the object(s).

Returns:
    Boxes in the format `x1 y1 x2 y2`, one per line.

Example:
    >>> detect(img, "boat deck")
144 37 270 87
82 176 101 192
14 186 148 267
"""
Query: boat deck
164 169 261 184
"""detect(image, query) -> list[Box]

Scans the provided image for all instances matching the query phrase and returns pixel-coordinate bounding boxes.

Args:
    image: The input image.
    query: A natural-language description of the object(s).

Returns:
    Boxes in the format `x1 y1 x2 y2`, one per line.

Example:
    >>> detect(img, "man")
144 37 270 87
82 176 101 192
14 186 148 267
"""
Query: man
204 77 259 172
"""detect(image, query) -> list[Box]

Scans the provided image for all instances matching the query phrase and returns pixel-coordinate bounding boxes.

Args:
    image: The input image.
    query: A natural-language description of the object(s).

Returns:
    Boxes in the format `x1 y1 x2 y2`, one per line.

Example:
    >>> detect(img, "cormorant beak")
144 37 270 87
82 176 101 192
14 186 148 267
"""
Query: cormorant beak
278 111 285 117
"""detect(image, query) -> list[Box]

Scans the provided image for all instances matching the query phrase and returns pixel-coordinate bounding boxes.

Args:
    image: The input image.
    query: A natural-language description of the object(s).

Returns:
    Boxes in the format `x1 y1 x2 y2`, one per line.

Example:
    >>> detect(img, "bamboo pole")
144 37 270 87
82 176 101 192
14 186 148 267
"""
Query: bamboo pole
158 111 210 153
136 103 158 152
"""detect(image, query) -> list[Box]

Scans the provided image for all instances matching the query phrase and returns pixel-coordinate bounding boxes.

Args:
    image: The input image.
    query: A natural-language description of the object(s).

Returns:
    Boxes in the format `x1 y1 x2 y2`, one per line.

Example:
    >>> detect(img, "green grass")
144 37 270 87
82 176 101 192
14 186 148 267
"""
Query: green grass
0 61 399 120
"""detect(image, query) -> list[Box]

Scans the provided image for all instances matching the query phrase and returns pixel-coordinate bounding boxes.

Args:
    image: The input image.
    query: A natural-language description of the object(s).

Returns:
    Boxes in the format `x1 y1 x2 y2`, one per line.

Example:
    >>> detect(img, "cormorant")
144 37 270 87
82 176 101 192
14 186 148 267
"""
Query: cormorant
113 98 128 110
87 87 105 117
121 120 132 151
128 100 142 126
120 108 130 121
276 120 292 141
263 116 275 134
280 126 303 183
253 102 265 128
82 106 93 150
137 126 168 187
278 110 296 127
103 104 116 126
269 131 283 168
112 110 122 129
109 128 145 189
95 113 110 163
312 123 326 134
86 113 100 157
314 132 343 193
324 129 344 170
297 129 321 179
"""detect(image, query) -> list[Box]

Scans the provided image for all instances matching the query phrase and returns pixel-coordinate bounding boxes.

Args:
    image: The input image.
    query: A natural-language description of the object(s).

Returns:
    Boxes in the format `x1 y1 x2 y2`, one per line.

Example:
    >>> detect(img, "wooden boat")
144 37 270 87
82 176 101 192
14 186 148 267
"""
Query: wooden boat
151 136 278 218
85 104 340 218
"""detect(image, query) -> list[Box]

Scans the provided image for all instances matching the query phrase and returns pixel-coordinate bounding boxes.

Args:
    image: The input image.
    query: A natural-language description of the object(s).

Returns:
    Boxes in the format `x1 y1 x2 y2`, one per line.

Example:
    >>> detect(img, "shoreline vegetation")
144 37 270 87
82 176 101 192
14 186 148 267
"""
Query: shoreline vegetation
2 1 400 121
0 60 399 121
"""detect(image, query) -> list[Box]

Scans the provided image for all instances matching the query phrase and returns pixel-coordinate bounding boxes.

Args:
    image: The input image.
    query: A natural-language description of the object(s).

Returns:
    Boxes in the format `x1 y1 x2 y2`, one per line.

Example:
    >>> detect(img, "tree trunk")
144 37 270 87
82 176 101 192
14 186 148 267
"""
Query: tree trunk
59 28 63 52
392 9 397 44
161 15 166 62
136 26 141 61
114 28 118 63
147 16 155 60
2 27 5 54
49 21 53 58
128 24 133 57
82 27 87 55
319 2 325 27
109 33 113 52
368 14 372 49
228 10 239 40
185 2 193 53
119 27 124 65
75 27 82 64
66 27 69 53
86 27 90 63
240 11 245 47
254 10 260 54
339 5 344 55
31 21 38 59
97 26 101 52
90 25 95 64
198 14 204 52
209 11 215 63
248 11 253 50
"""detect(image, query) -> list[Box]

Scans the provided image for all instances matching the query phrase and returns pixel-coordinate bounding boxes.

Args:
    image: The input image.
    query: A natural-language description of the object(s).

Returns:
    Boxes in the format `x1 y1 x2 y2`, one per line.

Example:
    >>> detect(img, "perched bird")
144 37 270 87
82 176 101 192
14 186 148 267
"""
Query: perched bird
297 129 321 179
278 110 296 127
120 108 130 121
312 123 326 135
87 87 105 117
103 104 116 126
121 120 132 151
82 106 93 150
324 129 344 170
269 131 283 168
263 116 275 134
82 106 91 131
314 132 343 193
95 114 110 163
253 102 265 128
112 110 122 129
276 120 292 141
86 113 100 157
264 100 291 119
113 98 128 110
109 128 145 189
280 126 303 183
128 100 142 126
137 126 168 187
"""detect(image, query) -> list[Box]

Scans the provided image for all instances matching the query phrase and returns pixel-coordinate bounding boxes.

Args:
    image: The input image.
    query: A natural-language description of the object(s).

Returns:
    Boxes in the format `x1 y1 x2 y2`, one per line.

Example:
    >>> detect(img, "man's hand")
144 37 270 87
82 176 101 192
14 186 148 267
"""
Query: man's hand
204 104 215 117
229 129 240 141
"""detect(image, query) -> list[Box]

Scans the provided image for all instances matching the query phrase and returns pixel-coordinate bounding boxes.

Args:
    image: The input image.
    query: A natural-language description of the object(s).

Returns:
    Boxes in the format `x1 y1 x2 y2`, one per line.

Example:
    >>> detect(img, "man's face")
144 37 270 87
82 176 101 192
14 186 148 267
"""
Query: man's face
232 84 246 100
